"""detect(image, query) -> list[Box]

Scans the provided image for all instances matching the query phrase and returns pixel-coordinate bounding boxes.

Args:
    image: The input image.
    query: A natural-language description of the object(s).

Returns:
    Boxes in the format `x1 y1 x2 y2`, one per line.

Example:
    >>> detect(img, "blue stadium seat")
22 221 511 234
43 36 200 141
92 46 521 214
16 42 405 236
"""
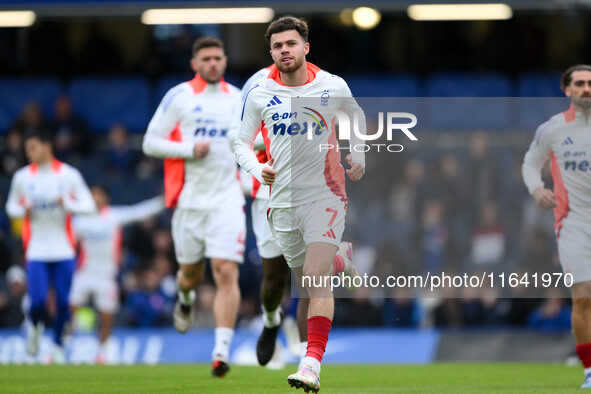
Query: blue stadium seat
0 77 63 133
517 72 569 131
426 73 512 130
517 71 563 97
69 76 151 134
343 74 421 97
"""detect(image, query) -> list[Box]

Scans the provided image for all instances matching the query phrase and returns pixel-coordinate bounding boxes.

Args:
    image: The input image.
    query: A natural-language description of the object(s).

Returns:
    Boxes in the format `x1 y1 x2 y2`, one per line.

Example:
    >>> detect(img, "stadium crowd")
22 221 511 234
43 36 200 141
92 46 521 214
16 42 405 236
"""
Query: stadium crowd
0 93 572 333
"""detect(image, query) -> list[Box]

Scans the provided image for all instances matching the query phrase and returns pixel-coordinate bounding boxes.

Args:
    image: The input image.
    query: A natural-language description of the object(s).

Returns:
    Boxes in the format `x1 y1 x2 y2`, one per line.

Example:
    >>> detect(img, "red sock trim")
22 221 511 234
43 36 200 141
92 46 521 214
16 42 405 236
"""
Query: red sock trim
577 343 591 369
333 254 345 275
306 316 332 363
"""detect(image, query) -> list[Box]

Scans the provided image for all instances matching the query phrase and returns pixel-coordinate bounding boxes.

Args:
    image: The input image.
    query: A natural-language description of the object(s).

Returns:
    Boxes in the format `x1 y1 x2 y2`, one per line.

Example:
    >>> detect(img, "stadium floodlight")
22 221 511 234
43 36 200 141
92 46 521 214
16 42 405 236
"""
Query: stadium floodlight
0 11 36 27
352 7 381 30
141 8 274 25
407 4 512 21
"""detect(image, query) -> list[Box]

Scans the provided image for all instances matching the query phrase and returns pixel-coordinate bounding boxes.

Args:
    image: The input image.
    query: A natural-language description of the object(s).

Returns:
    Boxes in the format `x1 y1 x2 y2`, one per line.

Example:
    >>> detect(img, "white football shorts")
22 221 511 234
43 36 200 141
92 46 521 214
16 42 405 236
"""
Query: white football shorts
251 197 282 259
172 205 246 265
69 272 119 314
557 219 591 284
268 196 346 268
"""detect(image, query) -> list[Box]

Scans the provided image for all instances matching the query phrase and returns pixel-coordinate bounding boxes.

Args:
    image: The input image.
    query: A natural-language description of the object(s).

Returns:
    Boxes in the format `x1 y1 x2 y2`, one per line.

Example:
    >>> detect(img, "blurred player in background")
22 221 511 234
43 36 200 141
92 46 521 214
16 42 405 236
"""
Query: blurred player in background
143 36 245 377
234 17 365 392
5 130 96 364
239 67 359 370
69 185 165 364
522 64 591 389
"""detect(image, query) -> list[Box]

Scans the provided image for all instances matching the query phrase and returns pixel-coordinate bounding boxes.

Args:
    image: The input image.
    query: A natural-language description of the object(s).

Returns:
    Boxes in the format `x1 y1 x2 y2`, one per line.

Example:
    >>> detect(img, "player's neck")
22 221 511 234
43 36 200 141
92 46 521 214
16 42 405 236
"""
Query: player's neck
35 154 54 166
575 106 591 119
280 61 308 86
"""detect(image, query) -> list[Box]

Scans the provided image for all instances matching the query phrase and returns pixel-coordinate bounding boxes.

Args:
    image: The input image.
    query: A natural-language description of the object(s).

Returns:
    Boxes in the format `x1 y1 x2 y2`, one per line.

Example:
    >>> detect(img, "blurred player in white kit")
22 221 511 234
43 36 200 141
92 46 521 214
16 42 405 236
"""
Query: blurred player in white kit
522 64 591 389
69 185 165 364
6 130 96 363
143 36 245 377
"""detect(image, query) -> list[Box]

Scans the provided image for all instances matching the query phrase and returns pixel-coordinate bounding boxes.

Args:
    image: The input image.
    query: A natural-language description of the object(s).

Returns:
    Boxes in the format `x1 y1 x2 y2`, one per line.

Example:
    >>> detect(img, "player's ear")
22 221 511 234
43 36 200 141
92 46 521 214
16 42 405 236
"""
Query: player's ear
304 42 310 55
190 57 198 73
564 86 571 97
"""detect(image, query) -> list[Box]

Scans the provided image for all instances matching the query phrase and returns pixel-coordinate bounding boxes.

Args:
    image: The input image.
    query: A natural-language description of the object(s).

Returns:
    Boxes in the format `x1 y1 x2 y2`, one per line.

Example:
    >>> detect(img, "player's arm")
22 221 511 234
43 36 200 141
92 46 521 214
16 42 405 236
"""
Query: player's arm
232 91 274 185
62 169 97 214
142 88 208 159
522 123 556 210
5 171 28 218
112 195 166 225
339 83 366 181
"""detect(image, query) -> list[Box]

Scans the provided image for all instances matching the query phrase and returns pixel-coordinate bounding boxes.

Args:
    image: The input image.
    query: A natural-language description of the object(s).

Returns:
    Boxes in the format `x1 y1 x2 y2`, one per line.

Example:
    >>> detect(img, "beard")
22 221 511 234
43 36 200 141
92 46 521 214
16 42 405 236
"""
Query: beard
275 55 303 74
573 96 591 110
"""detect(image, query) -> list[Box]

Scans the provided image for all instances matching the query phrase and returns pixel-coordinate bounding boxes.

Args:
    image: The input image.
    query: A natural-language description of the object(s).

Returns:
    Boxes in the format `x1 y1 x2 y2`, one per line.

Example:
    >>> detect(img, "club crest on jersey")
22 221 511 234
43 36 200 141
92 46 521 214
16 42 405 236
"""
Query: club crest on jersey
321 90 330 107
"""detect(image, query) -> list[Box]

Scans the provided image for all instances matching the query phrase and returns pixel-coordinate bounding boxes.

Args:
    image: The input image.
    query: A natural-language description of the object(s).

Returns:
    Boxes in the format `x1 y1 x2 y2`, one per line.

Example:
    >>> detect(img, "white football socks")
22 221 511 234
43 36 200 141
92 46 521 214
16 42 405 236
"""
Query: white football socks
302 356 321 375
298 341 308 370
262 306 281 328
212 327 234 361
178 289 196 306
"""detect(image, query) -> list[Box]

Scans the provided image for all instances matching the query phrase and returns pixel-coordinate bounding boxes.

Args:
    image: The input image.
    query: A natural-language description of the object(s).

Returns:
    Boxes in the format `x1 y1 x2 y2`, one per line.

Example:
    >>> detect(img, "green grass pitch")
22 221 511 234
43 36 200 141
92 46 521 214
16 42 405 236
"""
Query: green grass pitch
0 363 583 393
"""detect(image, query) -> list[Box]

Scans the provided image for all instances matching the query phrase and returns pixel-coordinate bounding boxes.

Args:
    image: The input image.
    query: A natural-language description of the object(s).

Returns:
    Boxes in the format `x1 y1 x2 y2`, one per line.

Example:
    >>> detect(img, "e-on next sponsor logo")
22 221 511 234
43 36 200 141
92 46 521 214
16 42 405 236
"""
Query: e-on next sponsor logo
270 108 329 136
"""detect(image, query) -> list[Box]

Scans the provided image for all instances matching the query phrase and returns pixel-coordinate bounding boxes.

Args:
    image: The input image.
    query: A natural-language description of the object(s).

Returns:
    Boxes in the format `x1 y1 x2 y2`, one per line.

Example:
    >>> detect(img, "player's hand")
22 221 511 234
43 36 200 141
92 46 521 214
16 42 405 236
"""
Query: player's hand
345 154 364 181
193 142 211 158
262 158 277 186
533 187 557 210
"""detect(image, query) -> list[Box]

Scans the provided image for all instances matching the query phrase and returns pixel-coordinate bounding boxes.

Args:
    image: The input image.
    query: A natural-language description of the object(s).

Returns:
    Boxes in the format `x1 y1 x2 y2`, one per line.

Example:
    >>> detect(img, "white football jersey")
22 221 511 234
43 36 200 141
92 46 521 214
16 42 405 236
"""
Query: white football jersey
143 74 245 210
234 63 366 208
6 159 96 261
73 196 165 279
522 106 591 232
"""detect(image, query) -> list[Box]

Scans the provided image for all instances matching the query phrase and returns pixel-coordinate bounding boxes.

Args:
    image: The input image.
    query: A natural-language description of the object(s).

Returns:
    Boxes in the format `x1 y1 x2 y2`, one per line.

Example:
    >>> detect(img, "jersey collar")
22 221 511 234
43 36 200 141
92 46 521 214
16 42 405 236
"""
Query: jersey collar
267 62 322 87
188 73 230 94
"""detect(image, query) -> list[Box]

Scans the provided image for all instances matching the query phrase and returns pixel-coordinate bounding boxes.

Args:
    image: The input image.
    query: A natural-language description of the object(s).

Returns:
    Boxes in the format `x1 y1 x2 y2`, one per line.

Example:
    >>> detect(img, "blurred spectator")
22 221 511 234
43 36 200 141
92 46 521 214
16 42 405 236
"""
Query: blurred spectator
1 129 26 175
11 101 46 135
334 287 382 326
123 268 173 328
127 216 159 269
387 158 426 258
518 227 558 277
382 288 420 327
527 293 571 331
468 202 507 274
420 199 450 274
105 123 136 175
466 130 501 222
49 94 90 160
0 265 27 327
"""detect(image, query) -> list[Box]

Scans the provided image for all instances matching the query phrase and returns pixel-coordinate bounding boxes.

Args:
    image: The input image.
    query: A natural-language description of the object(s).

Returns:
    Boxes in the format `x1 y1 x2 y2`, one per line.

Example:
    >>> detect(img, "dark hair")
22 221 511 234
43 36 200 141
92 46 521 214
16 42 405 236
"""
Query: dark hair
265 16 309 44
192 36 224 56
90 184 110 199
23 129 51 144
561 64 591 91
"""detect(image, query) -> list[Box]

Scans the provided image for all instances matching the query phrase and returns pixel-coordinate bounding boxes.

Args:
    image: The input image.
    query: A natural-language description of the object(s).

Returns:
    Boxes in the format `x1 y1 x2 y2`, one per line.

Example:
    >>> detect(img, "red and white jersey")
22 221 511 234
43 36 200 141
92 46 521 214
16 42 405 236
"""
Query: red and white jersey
5 159 96 261
143 74 245 210
234 63 366 208
73 196 165 279
522 106 591 233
